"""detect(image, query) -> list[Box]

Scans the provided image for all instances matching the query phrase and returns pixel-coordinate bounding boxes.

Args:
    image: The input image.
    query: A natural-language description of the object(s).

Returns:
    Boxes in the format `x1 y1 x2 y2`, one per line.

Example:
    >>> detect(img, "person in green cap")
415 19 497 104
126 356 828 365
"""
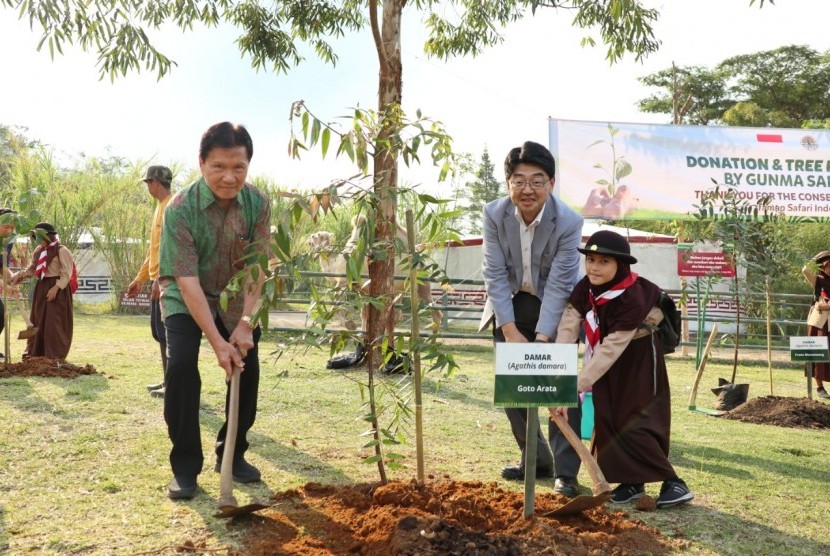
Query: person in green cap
126 165 174 398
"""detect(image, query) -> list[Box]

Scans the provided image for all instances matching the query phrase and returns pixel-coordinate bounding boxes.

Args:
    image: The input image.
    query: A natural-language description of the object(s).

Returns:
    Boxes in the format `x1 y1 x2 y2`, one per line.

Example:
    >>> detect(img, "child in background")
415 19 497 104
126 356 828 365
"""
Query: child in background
801 250 830 399
549 230 693 509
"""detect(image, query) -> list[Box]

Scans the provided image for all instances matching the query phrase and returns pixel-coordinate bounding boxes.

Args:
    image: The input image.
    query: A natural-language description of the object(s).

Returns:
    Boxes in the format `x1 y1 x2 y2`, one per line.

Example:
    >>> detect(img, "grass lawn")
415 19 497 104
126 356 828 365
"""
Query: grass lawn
1 313 829 555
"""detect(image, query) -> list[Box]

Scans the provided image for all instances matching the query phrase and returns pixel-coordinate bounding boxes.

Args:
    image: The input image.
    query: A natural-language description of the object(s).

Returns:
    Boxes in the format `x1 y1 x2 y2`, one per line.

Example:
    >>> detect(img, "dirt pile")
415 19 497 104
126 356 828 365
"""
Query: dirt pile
720 395 830 429
239 480 685 555
0 356 97 379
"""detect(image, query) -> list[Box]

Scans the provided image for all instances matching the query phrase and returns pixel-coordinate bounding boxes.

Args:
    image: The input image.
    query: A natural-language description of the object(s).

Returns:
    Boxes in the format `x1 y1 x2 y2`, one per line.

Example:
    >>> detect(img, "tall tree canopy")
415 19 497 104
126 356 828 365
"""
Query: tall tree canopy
2 1 664 80
638 43 829 128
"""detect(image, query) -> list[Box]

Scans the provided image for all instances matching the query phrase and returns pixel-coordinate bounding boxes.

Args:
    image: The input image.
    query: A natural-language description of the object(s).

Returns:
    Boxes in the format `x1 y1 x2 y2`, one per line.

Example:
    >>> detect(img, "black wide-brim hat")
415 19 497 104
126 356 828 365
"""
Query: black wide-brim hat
813 250 830 264
577 230 638 264
33 222 57 235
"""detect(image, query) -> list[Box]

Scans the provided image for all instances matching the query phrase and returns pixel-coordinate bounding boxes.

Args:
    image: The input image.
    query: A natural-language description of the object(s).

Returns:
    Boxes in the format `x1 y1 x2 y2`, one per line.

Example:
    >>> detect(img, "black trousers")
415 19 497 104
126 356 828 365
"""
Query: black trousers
163 313 261 478
149 287 167 344
494 292 582 478
149 284 168 383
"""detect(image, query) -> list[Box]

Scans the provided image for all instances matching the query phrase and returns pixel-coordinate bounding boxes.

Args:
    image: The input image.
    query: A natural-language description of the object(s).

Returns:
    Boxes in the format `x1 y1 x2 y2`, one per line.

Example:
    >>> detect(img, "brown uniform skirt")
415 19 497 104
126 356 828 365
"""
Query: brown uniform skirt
807 324 830 381
592 334 677 484
25 276 73 360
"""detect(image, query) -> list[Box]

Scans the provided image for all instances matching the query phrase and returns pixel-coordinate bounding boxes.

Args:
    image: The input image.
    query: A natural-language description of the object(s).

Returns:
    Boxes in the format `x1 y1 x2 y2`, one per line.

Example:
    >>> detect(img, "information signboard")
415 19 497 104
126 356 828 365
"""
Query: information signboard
494 343 578 407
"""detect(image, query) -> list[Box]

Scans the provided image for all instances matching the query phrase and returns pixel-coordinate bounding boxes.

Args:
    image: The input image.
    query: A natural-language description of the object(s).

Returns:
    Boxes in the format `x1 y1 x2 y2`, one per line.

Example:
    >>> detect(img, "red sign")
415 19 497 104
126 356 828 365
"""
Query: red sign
677 244 736 278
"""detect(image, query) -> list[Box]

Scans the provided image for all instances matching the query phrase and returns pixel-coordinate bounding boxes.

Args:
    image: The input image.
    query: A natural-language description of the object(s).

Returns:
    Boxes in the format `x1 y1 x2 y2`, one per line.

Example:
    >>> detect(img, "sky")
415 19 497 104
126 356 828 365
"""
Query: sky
1 0 829 195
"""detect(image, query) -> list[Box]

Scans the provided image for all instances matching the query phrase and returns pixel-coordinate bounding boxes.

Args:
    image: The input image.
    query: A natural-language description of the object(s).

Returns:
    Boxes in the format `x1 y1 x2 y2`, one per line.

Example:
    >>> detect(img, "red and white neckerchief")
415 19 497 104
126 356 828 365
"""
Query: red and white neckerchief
35 236 59 279
583 272 638 364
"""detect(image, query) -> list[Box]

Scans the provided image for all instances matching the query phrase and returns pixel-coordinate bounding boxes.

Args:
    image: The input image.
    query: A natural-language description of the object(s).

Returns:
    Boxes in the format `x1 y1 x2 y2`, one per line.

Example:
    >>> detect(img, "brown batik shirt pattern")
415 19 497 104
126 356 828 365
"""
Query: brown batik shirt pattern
158 177 271 332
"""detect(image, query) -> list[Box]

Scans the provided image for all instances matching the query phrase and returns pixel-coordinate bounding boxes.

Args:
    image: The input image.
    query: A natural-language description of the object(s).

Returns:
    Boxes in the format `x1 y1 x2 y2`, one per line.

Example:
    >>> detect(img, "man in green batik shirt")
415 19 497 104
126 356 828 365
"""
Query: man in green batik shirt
158 122 271 500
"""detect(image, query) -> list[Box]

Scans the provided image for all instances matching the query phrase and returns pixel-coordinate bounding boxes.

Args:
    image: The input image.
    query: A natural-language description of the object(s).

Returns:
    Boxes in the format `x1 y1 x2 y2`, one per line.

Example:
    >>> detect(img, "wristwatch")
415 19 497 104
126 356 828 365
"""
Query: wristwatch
240 315 254 328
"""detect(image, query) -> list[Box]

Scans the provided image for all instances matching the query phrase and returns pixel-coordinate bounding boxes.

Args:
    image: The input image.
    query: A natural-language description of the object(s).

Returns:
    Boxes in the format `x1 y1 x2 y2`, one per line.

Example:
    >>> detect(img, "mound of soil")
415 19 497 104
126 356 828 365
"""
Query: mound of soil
0 356 97 379
720 396 830 429
238 480 685 555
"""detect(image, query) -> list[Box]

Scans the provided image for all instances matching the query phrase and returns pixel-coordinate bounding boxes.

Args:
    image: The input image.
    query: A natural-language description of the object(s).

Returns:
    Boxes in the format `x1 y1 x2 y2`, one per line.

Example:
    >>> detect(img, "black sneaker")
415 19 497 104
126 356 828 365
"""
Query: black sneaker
818 387 830 399
656 479 694 509
610 483 645 504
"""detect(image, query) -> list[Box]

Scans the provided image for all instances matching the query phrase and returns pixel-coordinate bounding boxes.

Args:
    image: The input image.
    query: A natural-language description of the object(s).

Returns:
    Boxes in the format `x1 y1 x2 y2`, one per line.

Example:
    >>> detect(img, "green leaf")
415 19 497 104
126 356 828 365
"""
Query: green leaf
301 111 310 138
438 161 450 182
341 135 355 161
311 117 321 146
321 127 331 157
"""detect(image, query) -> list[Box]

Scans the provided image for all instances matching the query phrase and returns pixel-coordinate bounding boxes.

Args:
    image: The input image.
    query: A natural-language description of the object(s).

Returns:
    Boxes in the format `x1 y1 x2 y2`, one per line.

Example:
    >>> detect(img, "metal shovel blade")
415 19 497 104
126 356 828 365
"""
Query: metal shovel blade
543 491 612 517
18 326 38 340
215 501 271 519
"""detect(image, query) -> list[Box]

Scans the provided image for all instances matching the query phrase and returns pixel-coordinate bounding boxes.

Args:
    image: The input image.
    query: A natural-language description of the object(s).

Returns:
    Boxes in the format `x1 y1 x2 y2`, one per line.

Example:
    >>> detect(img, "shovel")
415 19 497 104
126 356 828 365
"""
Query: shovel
542 411 612 517
14 297 38 340
214 363 270 518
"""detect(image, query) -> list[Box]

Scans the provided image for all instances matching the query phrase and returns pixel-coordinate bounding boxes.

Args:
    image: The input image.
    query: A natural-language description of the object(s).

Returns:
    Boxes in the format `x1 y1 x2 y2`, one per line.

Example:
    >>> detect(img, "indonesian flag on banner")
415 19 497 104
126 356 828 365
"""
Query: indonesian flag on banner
756 134 783 143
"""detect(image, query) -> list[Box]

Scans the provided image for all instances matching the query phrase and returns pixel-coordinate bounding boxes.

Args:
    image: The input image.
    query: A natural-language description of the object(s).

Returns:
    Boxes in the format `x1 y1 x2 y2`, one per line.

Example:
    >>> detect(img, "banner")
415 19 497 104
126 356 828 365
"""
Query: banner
549 118 830 220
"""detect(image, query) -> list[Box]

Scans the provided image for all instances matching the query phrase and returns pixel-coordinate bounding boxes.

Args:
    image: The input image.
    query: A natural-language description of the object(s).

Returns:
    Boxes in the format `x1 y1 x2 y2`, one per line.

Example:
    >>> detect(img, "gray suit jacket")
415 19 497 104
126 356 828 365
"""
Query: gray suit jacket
479 195 583 339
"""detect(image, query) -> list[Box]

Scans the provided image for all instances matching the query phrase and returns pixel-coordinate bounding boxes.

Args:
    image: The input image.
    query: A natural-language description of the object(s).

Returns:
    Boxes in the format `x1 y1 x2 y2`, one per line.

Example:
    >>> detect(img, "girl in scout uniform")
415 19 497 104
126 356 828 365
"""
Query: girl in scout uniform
550 230 693 509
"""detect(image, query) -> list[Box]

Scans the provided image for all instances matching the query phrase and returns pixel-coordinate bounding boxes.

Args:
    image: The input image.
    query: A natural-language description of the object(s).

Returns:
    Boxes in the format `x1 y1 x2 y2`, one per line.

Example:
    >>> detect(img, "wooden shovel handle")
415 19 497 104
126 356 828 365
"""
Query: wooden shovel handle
549 411 611 496
218 365 241 506
14 296 35 328
688 323 718 409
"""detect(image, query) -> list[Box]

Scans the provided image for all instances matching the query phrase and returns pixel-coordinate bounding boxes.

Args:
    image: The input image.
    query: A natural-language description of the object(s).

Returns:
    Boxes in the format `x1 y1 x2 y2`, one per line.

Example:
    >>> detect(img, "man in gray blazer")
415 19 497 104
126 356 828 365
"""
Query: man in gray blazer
480 140 584 497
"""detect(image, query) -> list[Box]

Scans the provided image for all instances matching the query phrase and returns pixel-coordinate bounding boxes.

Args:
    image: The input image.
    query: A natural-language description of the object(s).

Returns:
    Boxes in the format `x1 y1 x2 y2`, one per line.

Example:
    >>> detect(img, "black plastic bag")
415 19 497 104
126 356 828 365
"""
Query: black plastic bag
382 352 410 375
326 343 366 370
711 378 749 411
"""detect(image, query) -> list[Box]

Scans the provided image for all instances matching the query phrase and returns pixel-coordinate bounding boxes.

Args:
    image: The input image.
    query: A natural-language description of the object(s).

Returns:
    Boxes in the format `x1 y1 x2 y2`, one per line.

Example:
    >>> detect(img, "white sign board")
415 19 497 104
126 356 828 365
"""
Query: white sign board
494 343 578 408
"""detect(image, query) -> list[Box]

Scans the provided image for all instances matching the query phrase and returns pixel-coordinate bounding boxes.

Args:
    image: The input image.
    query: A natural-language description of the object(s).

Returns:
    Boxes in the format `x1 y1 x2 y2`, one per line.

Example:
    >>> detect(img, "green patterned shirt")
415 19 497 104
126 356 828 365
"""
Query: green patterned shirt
158 177 271 331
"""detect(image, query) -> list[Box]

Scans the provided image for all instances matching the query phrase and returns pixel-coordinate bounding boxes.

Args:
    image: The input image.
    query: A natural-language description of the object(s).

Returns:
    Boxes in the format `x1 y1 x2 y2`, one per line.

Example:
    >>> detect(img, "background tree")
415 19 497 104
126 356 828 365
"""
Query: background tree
454 147 501 235
0 125 39 194
637 64 730 125
638 44 830 128
2 137 169 310
719 45 830 128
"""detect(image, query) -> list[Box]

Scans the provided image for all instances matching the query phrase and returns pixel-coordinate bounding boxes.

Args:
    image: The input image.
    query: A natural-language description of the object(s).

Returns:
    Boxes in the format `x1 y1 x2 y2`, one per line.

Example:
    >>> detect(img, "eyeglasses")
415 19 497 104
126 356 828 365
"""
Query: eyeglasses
509 178 549 191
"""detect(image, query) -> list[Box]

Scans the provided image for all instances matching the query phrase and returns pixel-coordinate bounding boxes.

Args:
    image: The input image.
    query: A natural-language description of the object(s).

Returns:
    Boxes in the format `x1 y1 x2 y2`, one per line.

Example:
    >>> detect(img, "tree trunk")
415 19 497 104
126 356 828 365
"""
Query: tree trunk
365 0 403 372
363 0 404 485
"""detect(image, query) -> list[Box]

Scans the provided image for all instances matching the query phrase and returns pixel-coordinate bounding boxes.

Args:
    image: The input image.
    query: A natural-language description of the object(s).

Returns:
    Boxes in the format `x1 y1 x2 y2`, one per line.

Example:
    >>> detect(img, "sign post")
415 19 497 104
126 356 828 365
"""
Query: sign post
677 243 736 367
790 336 830 399
494 343 578 518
